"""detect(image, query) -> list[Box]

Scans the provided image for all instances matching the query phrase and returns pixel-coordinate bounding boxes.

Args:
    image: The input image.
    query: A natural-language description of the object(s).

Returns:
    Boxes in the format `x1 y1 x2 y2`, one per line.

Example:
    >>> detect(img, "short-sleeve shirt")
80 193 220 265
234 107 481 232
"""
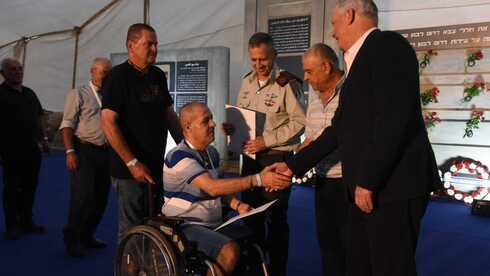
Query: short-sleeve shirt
305 88 342 178
161 141 222 227
101 61 173 179
59 83 106 146
0 82 43 149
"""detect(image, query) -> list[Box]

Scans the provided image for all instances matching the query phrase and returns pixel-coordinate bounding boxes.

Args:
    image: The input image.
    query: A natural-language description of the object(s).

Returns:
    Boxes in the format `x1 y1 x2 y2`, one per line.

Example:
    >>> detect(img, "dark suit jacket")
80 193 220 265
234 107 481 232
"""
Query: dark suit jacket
286 30 442 204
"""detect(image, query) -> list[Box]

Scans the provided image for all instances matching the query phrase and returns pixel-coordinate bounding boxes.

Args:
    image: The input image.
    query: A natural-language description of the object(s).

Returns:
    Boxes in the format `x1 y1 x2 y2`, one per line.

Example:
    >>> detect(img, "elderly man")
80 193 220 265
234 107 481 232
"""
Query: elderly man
60 57 112 257
0 58 49 240
297 43 347 276
274 1 442 275
101 23 183 240
162 102 290 276
223 32 305 276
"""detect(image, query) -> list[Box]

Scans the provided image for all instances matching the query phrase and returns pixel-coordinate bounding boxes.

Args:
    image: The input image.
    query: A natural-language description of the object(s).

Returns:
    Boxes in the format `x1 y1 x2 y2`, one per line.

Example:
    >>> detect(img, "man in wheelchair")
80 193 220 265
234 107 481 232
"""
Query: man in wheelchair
161 102 291 275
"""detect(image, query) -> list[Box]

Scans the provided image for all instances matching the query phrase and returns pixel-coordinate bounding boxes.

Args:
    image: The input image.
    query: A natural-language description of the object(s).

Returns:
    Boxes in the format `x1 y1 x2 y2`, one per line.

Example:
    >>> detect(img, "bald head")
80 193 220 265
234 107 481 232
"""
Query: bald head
179 102 209 131
1 58 20 71
1 58 23 88
179 102 216 149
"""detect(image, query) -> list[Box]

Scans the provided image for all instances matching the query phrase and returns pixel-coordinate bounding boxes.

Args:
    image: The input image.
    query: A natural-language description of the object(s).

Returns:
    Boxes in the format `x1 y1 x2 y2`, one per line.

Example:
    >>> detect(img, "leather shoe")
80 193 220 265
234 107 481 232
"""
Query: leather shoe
66 243 85 257
22 223 46 234
82 238 107 249
5 226 22 240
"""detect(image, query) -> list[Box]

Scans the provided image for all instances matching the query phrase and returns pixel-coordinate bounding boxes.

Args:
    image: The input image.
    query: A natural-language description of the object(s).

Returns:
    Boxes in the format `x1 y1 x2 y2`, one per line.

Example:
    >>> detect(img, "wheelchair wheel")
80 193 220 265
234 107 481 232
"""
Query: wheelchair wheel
115 225 180 276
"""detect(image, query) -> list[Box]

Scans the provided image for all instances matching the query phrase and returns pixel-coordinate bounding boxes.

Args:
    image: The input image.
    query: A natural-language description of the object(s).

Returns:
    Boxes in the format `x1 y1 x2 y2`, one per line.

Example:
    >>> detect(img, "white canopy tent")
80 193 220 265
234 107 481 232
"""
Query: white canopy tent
0 0 246 111
4 0 489 112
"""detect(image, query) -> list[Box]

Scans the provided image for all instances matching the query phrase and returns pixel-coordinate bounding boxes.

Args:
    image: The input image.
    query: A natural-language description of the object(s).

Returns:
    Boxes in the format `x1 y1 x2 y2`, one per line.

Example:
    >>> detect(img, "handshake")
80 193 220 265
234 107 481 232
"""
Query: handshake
258 162 294 191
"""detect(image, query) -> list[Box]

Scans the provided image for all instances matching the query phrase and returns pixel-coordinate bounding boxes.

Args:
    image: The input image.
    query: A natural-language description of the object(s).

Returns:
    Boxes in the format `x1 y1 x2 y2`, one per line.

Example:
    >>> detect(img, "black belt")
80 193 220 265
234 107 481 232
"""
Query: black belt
262 149 292 156
79 139 109 150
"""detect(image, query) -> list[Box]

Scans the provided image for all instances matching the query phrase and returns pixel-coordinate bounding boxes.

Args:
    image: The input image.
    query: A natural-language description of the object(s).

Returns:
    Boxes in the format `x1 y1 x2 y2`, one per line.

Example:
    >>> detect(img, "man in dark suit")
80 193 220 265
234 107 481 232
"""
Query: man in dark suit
272 1 442 275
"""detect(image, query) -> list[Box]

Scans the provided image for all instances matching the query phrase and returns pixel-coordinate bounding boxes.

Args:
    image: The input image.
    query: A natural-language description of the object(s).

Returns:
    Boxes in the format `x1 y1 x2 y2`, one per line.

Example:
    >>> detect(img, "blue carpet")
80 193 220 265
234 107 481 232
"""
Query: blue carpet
1 151 489 275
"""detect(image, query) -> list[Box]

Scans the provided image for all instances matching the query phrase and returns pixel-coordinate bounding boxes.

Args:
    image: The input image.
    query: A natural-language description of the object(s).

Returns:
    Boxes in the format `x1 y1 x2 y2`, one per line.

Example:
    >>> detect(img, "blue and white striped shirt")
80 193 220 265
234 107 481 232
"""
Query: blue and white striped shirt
161 140 222 226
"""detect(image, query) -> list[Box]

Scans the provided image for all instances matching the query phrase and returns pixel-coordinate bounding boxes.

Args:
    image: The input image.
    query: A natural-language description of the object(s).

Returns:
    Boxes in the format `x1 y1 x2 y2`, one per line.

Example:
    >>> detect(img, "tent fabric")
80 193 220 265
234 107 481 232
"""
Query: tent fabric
0 0 245 111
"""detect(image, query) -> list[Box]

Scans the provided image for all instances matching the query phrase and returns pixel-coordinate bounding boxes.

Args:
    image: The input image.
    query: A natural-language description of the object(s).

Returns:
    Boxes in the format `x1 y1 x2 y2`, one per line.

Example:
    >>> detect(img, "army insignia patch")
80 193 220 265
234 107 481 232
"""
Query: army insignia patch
264 99 275 107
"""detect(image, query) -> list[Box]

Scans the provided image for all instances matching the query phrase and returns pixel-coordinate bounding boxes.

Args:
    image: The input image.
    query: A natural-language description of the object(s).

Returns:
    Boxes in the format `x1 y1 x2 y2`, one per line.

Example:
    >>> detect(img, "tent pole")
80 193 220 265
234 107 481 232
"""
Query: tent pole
144 0 150 24
71 28 81 89
21 38 27 67
80 0 121 30
0 39 22 50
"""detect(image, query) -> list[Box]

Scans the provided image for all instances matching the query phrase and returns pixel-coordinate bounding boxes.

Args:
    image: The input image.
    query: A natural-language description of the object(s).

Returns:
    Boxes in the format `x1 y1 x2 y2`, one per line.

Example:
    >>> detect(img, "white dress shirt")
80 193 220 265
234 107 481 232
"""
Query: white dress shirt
343 27 377 75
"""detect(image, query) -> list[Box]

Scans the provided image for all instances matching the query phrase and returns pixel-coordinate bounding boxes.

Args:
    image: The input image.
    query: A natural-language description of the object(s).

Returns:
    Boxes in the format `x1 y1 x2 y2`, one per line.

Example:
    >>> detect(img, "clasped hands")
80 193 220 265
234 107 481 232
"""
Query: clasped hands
267 162 374 214
223 122 374 210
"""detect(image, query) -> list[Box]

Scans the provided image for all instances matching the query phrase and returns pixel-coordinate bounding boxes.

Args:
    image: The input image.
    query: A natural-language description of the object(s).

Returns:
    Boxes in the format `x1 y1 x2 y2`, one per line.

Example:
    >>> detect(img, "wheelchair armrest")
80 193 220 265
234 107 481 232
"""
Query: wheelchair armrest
146 215 186 228
146 215 204 232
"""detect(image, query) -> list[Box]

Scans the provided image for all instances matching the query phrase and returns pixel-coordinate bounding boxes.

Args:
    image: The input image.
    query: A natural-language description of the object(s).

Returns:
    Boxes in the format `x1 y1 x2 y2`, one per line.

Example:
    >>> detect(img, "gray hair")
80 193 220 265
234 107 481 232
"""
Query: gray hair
336 0 378 24
91 57 111 69
1 58 21 71
304 43 340 71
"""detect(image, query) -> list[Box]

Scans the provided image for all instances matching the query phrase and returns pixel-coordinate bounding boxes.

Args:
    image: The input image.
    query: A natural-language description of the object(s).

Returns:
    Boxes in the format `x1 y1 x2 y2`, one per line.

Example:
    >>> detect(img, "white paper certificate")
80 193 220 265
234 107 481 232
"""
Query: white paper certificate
214 199 278 231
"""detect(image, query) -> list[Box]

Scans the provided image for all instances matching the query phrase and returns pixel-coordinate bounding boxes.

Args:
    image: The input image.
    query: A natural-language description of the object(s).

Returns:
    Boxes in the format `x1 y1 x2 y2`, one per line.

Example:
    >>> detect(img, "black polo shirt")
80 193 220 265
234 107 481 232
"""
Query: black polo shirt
101 61 173 179
0 82 43 151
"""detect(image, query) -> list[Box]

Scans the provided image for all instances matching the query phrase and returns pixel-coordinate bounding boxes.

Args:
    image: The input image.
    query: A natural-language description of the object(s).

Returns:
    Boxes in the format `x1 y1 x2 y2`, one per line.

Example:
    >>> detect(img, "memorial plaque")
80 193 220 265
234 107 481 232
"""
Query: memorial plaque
175 93 208 113
268 15 311 54
155 62 176 92
177 60 208 92
397 22 490 51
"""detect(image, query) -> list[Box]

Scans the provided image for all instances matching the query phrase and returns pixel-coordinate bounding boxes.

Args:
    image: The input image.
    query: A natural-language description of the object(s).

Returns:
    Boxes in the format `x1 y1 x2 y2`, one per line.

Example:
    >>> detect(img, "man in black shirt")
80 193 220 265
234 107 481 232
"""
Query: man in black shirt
0 58 49 240
101 23 182 239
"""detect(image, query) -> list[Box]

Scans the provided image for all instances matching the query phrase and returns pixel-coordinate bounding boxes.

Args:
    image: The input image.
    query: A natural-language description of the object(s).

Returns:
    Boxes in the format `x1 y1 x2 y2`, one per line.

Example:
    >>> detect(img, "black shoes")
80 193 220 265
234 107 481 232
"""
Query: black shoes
5 222 45 240
5 226 22 240
65 237 106 257
22 222 46 234
66 242 85 258
82 238 107 249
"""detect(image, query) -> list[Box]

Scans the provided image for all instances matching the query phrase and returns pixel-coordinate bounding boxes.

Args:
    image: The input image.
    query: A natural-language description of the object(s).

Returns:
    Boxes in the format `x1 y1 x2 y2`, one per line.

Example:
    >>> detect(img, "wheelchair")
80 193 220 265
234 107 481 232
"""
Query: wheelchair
114 215 269 276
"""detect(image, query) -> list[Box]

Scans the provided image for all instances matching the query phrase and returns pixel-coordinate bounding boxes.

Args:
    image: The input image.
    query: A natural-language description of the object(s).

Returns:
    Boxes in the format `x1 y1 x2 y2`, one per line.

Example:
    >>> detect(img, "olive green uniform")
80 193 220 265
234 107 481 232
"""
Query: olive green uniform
237 65 305 276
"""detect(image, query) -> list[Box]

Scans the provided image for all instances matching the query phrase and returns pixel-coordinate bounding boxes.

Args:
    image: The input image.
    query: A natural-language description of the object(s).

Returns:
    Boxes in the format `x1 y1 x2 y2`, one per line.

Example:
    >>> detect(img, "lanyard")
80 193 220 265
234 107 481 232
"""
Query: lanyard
184 140 215 171
89 81 102 108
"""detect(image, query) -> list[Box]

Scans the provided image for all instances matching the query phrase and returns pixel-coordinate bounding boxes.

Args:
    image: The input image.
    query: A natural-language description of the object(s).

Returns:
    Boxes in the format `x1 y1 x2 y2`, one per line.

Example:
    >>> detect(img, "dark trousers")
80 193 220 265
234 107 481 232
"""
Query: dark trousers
241 152 292 276
315 177 349 276
113 176 162 241
1 143 41 230
63 142 110 245
347 196 429 276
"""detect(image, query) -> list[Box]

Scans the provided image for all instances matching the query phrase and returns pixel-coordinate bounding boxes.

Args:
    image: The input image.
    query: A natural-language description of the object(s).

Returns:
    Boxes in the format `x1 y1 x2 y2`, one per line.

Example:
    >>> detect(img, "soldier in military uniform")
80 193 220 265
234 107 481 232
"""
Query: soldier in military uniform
223 32 306 276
